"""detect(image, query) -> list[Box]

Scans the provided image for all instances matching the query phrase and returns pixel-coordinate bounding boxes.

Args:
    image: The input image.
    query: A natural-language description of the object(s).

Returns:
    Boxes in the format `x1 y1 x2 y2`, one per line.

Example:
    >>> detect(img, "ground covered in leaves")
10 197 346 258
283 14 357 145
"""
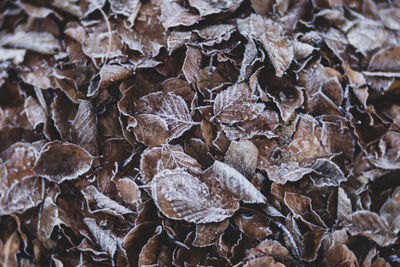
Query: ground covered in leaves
0 0 400 266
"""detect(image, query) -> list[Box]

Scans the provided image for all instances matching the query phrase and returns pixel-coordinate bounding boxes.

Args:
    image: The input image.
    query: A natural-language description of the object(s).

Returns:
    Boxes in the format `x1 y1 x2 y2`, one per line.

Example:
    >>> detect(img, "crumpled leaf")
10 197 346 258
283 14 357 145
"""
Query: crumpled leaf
367 131 400 170
239 14 294 77
24 96 46 129
151 168 239 223
1 176 43 215
83 218 119 257
33 141 93 183
243 239 296 266
234 208 271 239
82 185 133 216
213 160 266 203
284 192 327 229
188 0 243 16
133 92 195 145
298 60 343 115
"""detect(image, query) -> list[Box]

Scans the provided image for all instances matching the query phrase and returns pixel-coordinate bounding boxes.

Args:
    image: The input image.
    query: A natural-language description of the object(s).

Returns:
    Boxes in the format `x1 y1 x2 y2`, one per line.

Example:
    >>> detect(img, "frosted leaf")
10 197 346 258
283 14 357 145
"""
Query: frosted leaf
115 178 141 204
24 96 46 129
109 0 141 28
310 159 346 187
134 92 195 143
0 48 26 64
379 187 400 235
213 83 265 124
244 239 294 267
0 142 38 186
160 1 200 29
182 46 202 85
347 21 393 55
82 186 133 216
378 8 400 31
140 144 202 183
132 114 169 146
347 211 397 247
194 24 236 46
188 0 243 16
71 100 98 157
368 46 400 73
301 229 327 262
298 60 342 115
284 192 326 229
151 168 238 223
83 218 118 257
192 219 229 247
0 31 61 55
138 226 163 266
225 139 258 177
337 188 352 223
367 131 400 170
1 176 43 215
34 141 93 183
39 196 61 238
239 14 293 77
213 161 266 203
234 208 271 239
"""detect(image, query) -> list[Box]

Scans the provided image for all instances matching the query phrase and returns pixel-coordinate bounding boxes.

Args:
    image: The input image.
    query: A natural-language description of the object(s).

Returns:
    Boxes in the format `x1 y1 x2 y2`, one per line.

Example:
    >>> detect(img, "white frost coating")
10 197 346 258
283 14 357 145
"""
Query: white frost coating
83 186 133 215
213 161 266 203
151 168 235 223
83 217 118 257
311 158 346 187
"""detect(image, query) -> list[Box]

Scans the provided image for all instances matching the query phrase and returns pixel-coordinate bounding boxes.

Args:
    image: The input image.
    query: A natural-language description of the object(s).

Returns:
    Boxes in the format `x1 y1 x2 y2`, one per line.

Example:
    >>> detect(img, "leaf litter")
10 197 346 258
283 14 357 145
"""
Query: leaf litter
0 0 399 266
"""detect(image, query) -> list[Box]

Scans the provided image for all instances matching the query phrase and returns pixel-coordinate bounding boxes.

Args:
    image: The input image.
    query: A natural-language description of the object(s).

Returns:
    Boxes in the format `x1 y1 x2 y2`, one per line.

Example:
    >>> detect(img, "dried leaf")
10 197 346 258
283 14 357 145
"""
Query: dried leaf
114 178 141 205
151 168 238 223
0 31 61 54
134 92 195 143
82 186 133 216
213 160 266 203
160 1 200 29
1 176 43 215
368 46 400 73
34 141 93 183
239 14 294 77
83 218 119 257
225 139 258 177
348 211 397 247
193 219 229 247
213 83 265 124
140 144 202 183
188 0 243 16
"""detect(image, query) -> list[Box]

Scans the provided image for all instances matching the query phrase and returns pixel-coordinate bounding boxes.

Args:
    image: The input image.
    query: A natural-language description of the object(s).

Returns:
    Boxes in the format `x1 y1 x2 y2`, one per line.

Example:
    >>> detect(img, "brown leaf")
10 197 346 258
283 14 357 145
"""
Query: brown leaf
138 226 163 266
188 0 243 16
244 239 295 267
151 168 239 223
140 144 202 183
301 229 327 261
182 46 202 85
192 219 229 247
160 1 200 29
213 82 264 124
1 176 43 215
0 31 61 54
298 60 343 115
131 114 169 146
213 160 266 203
234 208 271 239
348 211 397 246
284 192 327 229
225 139 258 178
368 46 400 73
82 185 133 216
33 141 93 183
114 177 141 205
24 96 46 129
83 218 119 257
133 92 195 144
367 131 400 170
239 14 294 77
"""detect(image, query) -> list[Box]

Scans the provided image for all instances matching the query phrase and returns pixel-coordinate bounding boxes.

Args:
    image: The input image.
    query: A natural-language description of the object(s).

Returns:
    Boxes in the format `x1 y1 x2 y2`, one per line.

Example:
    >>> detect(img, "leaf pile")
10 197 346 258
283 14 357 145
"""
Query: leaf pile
0 0 400 266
